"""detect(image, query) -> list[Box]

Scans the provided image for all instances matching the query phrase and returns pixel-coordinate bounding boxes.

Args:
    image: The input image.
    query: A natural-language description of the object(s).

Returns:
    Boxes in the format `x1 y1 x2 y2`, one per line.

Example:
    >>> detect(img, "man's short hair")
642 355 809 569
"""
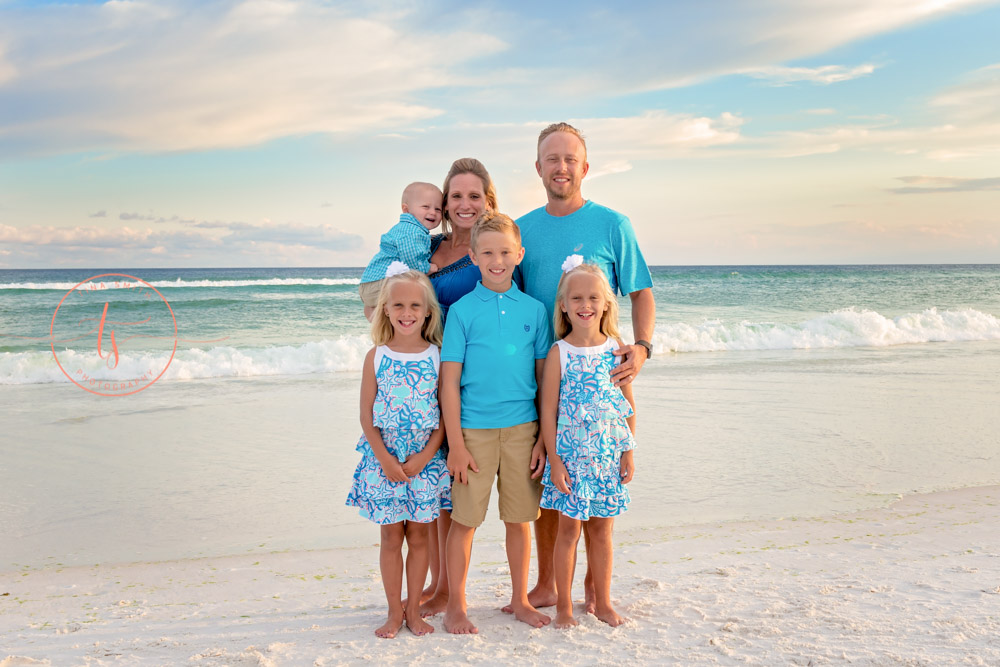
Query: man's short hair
471 211 521 251
537 122 587 159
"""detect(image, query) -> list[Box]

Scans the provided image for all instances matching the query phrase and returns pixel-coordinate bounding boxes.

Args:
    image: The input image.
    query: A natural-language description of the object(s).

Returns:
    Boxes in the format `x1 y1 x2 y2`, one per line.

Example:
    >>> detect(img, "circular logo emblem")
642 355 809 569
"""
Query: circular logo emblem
50 273 177 396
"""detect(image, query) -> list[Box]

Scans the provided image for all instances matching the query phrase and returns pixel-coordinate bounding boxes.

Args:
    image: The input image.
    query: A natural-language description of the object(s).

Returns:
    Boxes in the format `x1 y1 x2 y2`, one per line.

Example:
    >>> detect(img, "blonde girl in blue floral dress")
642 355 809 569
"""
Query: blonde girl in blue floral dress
539 256 637 629
345 263 451 638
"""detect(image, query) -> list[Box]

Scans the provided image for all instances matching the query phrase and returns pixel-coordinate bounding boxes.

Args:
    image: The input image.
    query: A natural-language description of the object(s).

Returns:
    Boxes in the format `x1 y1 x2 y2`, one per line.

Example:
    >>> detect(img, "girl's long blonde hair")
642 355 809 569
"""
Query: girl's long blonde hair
370 271 443 346
553 263 621 341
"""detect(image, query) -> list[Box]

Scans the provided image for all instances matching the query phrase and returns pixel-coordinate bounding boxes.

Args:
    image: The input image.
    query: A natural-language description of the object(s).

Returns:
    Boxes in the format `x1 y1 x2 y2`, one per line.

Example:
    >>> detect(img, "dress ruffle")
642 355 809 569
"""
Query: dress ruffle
346 430 452 524
345 346 450 524
540 342 635 521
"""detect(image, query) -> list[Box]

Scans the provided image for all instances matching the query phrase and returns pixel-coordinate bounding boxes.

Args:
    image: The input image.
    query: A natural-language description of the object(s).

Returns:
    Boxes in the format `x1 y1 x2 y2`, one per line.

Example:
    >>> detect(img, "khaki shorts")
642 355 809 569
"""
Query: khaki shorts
358 280 384 308
450 421 542 528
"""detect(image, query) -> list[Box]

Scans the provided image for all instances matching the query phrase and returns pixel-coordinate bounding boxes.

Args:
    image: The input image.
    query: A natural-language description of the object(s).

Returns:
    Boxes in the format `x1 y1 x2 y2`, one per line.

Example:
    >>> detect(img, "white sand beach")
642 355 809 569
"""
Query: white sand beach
3 484 998 665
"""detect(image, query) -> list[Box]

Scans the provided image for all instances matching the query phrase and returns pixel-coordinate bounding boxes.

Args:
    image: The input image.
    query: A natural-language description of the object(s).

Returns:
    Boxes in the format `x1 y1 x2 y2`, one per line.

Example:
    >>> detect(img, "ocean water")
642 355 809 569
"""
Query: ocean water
2 265 1000 570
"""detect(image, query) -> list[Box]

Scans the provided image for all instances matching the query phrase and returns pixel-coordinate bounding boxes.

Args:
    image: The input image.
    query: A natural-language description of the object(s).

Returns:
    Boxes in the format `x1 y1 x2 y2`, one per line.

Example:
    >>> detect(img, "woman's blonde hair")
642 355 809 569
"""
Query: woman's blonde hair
440 158 498 235
370 271 443 346
553 263 621 341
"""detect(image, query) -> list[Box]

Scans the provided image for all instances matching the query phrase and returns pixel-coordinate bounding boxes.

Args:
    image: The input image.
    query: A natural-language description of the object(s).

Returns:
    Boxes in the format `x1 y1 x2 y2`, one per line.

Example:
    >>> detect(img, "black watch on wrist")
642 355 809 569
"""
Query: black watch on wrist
635 339 653 359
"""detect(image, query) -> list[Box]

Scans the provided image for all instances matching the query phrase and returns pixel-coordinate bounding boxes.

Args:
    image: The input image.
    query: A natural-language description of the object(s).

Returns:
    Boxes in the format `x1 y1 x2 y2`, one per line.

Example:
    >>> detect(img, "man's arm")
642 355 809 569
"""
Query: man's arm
610 287 655 386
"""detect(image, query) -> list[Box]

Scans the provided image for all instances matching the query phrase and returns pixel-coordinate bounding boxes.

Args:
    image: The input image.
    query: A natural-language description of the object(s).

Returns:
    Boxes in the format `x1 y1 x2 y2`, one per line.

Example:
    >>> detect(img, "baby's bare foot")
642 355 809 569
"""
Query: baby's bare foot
420 591 448 618
375 609 404 638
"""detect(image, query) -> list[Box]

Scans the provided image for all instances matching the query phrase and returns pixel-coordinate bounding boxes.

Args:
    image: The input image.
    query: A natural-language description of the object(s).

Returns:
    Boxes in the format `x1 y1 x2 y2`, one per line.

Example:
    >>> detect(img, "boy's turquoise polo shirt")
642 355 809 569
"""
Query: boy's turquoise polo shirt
441 281 552 429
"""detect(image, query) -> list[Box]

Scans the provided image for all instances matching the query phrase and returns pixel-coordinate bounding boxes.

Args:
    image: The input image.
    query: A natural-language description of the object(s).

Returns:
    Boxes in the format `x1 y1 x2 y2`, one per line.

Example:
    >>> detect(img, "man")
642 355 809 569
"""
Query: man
515 122 655 611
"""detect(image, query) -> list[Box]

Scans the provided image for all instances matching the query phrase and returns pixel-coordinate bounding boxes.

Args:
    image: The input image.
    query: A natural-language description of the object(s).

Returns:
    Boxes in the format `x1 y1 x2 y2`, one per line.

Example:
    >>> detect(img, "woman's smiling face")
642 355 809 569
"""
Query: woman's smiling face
445 173 487 230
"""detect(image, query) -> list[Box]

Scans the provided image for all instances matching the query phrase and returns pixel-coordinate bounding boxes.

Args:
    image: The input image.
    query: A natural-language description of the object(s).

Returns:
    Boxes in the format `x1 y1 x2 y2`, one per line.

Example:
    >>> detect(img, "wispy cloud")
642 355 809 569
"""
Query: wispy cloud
742 64 876 86
0 219 363 266
932 62 1000 122
890 175 1000 193
0 1 505 155
571 111 745 159
1 1 993 157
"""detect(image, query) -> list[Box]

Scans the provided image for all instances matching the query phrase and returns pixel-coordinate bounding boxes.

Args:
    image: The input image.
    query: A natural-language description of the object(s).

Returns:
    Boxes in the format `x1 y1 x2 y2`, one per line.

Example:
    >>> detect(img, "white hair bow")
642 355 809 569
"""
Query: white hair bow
561 254 584 273
385 261 410 278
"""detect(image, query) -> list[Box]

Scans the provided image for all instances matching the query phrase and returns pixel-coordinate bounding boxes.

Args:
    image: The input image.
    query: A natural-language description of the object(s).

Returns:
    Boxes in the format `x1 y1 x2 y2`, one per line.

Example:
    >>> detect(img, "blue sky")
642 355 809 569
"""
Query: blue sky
1 0 999 267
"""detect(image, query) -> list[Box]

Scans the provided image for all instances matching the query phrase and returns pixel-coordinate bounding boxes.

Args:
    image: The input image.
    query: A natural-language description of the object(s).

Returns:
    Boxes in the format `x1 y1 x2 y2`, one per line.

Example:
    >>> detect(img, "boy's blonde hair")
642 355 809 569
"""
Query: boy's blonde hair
553 263 620 341
370 270 443 347
440 158 498 235
470 210 520 251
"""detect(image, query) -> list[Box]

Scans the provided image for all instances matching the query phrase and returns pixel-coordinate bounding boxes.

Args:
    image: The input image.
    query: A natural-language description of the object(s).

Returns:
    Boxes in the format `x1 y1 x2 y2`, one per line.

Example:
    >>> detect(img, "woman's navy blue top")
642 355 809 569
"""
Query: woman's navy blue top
429 234 481 323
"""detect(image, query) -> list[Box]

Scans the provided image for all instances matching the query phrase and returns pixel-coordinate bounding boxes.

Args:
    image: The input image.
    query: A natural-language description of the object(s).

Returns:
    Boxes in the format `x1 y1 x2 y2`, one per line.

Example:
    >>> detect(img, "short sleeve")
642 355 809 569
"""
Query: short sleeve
533 303 553 359
440 307 468 363
398 227 431 273
611 215 653 295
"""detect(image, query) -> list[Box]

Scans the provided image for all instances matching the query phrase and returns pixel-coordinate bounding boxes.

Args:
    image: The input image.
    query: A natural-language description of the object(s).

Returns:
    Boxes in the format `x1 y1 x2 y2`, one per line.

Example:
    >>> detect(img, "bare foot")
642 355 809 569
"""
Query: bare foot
420 591 448 618
584 582 597 615
444 608 479 634
554 609 579 629
501 584 557 613
405 611 435 636
595 603 627 627
375 609 404 638
511 602 551 629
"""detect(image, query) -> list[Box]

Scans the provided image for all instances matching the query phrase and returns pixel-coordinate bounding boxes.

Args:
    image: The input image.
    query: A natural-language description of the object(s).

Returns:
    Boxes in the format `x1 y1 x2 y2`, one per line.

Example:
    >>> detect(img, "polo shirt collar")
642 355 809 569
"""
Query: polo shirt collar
473 281 522 301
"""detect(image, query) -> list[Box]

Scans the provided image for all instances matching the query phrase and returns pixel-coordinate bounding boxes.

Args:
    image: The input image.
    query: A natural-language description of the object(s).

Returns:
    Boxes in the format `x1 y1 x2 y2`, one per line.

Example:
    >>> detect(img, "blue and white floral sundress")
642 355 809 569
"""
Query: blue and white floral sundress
540 339 635 520
345 345 451 525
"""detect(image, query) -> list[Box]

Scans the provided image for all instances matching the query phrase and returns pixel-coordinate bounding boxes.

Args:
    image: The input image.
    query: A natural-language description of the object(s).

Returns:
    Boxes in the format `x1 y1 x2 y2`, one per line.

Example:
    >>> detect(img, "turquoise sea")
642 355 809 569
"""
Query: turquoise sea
2 265 1000 570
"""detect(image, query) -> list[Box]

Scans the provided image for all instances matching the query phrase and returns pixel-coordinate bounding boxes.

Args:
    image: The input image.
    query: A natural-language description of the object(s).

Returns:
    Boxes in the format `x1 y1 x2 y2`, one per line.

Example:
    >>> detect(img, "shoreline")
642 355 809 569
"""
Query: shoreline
3 484 998 665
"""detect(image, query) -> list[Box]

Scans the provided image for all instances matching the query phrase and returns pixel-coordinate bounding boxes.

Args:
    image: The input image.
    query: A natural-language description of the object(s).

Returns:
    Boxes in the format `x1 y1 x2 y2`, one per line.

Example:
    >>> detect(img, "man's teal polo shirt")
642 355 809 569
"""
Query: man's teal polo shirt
441 281 552 429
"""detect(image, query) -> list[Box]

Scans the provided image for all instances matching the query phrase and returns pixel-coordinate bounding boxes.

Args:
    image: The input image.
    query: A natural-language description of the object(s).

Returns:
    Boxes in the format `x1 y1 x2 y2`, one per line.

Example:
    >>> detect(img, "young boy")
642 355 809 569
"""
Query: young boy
439 211 552 634
358 181 443 320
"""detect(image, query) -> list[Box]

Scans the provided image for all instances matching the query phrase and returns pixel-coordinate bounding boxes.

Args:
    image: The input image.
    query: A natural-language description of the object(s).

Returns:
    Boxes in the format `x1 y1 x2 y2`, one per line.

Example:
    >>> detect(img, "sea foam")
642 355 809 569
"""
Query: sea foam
4 308 999 385
655 307 1000 353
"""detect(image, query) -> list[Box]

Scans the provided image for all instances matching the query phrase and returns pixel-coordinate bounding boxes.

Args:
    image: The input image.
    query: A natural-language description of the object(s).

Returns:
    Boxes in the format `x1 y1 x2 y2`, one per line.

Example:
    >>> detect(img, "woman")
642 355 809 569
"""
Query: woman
426 158 497 322
419 157 498 617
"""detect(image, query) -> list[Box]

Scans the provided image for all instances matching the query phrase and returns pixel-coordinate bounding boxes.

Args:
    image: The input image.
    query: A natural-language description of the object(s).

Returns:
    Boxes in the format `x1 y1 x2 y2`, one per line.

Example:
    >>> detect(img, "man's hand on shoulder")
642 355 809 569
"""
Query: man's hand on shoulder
610 342 649 387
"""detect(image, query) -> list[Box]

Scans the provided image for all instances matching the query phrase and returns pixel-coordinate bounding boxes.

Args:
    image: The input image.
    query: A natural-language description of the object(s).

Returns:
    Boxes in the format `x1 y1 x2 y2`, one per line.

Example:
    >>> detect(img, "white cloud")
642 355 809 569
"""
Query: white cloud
0 44 15 85
890 175 1000 193
932 62 1000 122
742 64 876 86
1 1 995 157
0 1 506 154
587 160 633 181
558 0 995 93
575 111 746 159
0 219 362 258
